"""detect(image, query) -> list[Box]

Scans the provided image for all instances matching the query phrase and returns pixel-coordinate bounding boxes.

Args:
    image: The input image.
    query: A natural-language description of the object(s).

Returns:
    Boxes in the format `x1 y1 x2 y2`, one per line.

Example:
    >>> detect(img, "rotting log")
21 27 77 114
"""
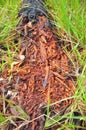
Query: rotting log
0 0 76 130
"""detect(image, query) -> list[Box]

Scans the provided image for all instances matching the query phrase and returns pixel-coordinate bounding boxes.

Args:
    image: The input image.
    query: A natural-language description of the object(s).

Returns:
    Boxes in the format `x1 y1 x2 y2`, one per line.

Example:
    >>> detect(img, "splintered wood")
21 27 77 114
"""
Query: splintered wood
0 14 75 130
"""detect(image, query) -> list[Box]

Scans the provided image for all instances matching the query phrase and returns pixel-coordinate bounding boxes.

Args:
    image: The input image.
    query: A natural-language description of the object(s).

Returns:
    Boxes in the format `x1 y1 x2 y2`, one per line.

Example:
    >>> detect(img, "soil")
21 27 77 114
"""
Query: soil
0 0 76 130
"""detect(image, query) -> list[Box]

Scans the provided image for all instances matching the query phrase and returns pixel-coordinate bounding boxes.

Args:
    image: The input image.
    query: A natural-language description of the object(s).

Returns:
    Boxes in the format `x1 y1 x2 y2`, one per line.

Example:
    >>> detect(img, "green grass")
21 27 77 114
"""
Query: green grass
0 0 86 130
46 0 86 46
0 0 20 42
0 0 20 73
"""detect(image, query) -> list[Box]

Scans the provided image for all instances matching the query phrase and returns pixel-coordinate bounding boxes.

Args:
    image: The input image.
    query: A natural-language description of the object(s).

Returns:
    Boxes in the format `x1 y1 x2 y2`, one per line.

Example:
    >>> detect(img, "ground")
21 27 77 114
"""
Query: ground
0 0 86 130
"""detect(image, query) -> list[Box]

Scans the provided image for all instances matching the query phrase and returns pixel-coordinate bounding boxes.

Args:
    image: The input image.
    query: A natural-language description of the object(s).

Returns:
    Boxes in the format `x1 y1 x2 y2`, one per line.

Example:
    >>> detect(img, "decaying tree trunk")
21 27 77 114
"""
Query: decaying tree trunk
0 0 76 130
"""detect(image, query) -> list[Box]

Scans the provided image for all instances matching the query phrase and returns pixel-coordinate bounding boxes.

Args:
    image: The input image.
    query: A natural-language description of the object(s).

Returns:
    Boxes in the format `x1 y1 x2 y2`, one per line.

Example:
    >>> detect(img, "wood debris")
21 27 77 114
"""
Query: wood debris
0 0 76 130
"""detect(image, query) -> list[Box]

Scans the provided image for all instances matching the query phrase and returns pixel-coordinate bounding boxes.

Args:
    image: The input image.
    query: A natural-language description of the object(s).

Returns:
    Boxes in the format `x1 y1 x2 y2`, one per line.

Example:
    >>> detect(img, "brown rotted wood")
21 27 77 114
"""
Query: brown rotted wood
0 0 76 130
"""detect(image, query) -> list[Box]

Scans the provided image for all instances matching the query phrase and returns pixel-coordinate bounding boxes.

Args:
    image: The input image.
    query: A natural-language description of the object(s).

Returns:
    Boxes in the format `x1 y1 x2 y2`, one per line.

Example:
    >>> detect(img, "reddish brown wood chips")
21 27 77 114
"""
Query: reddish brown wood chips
0 3 76 130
